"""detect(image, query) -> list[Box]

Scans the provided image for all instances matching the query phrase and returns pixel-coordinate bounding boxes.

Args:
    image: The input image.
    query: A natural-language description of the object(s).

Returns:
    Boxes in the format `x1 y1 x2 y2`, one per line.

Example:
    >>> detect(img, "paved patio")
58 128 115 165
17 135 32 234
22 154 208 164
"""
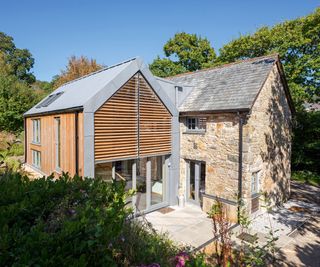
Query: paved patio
144 189 320 251
144 204 219 248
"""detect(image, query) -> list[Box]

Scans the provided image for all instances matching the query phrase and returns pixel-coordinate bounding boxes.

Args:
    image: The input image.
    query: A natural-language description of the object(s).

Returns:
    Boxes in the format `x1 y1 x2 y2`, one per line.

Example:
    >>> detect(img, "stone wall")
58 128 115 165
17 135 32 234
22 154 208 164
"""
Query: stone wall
242 64 292 211
179 64 292 220
179 113 240 222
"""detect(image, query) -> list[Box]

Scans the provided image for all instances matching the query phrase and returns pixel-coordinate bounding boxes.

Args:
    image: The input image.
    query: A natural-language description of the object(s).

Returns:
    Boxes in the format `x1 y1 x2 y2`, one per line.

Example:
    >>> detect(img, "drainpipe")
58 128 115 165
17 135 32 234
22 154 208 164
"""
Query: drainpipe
237 112 244 223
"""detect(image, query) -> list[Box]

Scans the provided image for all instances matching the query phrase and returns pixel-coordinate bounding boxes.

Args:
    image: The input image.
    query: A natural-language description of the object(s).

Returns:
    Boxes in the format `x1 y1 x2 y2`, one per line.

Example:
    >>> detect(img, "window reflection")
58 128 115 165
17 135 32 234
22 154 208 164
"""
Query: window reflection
150 156 164 205
136 158 147 211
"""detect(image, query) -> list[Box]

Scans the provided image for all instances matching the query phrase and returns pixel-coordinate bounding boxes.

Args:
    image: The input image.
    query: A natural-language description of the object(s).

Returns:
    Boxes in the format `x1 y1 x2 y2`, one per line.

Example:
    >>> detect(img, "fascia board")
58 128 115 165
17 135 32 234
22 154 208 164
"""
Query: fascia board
83 60 139 113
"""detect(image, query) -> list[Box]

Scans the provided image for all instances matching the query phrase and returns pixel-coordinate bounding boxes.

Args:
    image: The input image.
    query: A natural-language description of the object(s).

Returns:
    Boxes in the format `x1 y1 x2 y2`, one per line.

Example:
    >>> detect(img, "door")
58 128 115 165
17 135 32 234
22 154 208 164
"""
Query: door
187 160 206 205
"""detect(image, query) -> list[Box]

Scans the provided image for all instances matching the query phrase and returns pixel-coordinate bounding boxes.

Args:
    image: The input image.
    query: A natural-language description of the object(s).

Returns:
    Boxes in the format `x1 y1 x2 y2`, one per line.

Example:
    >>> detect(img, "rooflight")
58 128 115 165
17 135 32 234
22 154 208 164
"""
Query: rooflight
36 92 64 108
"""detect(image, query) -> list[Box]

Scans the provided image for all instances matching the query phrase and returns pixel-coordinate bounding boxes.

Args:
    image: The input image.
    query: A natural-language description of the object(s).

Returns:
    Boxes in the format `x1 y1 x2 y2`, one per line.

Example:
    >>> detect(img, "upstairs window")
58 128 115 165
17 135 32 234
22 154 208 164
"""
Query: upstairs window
32 119 41 144
186 117 206 132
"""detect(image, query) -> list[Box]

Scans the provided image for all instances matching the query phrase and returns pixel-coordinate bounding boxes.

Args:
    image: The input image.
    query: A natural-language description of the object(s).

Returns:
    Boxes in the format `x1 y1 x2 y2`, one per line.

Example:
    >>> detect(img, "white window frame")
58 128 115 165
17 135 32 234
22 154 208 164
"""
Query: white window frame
251 171 260 196
32 119 41 144
186 117 206 132
32 150 41 169
55 117 61 172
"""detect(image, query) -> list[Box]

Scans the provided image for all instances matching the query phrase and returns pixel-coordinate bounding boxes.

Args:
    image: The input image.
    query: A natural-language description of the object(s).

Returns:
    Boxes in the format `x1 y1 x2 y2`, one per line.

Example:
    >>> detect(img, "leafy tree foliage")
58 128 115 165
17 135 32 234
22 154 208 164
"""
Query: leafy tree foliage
218 8 320 105
292 110 320 173
0 35 45 133
150 32 216 77
149 56 187 78
0 73 41 132
53 55 103 88
32 80 54 93
0 32 35 84
0 173 132 266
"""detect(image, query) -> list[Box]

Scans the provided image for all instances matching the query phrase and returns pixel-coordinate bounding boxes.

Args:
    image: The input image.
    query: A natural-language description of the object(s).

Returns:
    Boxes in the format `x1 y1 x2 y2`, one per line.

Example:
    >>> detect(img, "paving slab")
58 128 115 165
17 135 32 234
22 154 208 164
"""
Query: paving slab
144 204 217 248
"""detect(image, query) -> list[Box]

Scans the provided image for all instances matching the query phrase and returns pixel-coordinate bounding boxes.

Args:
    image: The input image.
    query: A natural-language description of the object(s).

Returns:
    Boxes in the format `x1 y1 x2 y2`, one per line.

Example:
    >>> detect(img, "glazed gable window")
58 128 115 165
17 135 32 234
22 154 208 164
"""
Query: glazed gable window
186 117 206 132
32 119 41 143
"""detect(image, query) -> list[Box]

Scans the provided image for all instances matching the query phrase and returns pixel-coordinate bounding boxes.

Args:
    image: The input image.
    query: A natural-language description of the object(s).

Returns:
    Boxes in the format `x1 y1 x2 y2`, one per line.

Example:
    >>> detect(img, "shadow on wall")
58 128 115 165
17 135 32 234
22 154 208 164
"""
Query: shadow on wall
261 71 291 205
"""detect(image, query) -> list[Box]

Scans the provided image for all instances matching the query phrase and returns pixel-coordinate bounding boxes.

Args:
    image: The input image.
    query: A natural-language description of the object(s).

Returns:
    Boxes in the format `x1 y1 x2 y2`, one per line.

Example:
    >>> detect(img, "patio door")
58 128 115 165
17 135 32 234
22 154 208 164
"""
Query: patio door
186 160 206 205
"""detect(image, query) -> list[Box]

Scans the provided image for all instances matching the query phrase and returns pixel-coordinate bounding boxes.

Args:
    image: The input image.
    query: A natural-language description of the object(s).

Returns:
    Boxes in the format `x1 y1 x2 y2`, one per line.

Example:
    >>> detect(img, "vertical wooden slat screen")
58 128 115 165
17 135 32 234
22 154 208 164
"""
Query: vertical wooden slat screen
94 73 172 162
94 75 138 161
138 76 172 156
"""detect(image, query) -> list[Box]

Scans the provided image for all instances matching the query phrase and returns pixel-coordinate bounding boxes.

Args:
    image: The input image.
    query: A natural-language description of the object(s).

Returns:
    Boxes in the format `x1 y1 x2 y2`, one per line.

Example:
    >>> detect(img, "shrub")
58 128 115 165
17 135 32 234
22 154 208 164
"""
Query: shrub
111 219 180 266
0 172 133 266
291 170 320 186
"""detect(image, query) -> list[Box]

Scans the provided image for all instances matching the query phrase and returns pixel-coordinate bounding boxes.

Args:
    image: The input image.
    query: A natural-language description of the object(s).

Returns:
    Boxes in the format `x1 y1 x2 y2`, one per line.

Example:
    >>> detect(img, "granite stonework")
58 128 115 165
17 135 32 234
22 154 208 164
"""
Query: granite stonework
179 65 292 222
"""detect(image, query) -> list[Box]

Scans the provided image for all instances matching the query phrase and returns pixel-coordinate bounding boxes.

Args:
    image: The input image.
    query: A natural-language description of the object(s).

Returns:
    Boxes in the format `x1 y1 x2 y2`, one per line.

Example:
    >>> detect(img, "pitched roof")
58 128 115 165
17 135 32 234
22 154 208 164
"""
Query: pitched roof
167 55 279 112
24 58 137 116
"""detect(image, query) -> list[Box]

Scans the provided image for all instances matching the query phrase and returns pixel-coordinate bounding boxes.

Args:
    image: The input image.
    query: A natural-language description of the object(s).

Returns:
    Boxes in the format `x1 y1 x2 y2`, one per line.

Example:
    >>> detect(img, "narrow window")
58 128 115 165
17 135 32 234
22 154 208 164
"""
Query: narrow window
55 117 61 171
32 150 41 168
32 119 41 143
186 117 206 132
251 171 260 195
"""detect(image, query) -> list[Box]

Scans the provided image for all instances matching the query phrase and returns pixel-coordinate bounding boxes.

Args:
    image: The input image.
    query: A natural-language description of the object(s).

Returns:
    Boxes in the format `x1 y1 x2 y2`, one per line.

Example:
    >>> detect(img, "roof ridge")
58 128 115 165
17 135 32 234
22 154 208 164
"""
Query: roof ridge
166 53 279 79
59 57 137 88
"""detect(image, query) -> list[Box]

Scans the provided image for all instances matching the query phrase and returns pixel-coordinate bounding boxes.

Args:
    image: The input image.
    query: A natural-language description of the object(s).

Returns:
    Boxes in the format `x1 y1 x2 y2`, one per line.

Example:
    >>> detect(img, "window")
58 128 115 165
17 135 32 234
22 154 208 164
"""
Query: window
186 117 206 132
251 171 260 195
36 92 64 108
55 117 61 171
32 119 41 143
32 150 41 168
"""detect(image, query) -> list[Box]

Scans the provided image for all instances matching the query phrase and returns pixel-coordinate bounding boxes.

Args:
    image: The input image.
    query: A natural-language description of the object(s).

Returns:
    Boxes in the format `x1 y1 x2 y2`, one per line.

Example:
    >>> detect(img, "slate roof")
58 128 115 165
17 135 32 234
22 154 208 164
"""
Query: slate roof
24 58 137 116
167 55 279 112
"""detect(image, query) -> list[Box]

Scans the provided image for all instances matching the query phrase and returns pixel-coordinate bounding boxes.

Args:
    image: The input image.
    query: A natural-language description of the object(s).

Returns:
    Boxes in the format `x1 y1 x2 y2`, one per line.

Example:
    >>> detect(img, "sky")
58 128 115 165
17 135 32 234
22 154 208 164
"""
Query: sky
1 0 319 81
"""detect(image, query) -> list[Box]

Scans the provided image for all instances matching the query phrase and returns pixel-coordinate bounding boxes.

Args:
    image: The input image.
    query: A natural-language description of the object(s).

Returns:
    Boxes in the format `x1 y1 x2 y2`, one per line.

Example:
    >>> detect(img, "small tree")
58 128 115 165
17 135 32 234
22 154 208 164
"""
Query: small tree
53 55 103 88
208 200 233 267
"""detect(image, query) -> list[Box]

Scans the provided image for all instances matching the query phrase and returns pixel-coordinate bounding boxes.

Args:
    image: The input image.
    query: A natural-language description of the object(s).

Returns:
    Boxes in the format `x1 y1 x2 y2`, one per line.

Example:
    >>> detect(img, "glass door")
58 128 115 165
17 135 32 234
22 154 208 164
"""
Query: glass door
187 160 206 205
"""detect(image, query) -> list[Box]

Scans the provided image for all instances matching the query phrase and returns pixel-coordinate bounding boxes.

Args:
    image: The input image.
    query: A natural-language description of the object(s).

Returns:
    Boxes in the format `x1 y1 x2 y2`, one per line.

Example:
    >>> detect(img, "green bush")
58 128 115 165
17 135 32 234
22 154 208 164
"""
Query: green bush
292 110 320 174
292 170 320 186
112 220 180 266
0 172 133 266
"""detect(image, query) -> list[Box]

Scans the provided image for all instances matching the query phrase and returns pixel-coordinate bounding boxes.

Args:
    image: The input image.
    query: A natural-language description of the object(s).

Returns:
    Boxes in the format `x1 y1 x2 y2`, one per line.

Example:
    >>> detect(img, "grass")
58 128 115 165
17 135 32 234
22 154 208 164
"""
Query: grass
291 170 320 187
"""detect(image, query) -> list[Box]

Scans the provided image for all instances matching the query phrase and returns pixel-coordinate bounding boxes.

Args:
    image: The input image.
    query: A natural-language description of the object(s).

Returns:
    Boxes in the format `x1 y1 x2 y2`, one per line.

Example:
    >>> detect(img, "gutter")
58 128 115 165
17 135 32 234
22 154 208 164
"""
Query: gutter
24 106 83 118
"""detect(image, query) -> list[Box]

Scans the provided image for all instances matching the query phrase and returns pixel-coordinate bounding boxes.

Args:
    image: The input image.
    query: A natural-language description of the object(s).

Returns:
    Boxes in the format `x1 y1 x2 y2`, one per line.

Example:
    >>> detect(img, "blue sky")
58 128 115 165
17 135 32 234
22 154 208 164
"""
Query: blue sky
1 0 318 81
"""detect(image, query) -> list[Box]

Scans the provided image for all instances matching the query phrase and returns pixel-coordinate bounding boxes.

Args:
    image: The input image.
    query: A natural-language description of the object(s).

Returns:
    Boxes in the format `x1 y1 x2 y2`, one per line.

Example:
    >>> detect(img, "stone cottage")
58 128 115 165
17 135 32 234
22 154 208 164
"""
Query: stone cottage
165 54 294 221
24 54 293 221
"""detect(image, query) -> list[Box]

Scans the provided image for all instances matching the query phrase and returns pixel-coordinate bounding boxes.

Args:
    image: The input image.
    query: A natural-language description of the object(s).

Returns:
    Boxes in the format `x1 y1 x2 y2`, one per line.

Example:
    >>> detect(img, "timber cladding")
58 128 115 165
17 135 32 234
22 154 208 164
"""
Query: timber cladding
25 112 84 177
94 73 172 162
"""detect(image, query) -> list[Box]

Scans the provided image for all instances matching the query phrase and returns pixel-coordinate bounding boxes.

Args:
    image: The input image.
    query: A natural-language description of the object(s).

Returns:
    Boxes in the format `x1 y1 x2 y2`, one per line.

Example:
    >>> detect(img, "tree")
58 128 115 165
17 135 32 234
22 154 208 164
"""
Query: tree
150 32 216 77
0 73 41 132
0 32 35 84
218 8 320 105
149 56 186 78
53 55 103 88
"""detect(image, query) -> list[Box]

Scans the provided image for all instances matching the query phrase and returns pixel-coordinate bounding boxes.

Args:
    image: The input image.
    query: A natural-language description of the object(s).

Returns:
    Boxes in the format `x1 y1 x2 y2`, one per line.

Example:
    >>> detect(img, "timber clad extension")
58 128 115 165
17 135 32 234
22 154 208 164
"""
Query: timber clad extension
25 112 84 177
24 55 293 218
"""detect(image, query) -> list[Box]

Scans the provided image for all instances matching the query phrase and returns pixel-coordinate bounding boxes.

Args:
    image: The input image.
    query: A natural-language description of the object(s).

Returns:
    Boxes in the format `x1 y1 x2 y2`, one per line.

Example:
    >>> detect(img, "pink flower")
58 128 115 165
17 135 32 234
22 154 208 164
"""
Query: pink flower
175 252 190 267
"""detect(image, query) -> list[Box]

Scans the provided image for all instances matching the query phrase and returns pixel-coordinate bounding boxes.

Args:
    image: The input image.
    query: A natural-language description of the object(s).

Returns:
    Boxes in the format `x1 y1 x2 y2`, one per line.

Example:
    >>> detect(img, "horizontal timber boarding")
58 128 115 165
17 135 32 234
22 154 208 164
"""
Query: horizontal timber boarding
94 75 138 161
94 73 172 161
138 75 171 157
